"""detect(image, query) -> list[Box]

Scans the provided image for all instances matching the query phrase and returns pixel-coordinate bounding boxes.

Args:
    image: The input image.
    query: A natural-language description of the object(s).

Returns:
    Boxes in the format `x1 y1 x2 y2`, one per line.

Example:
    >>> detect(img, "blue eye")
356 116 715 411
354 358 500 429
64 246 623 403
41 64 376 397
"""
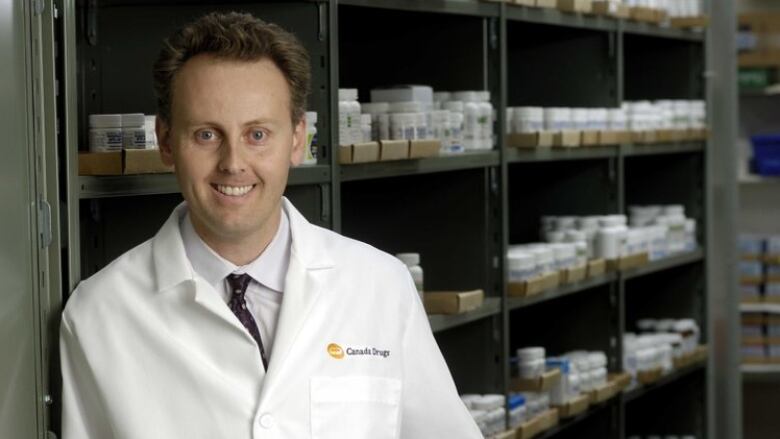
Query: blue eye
196 130 216 141
250 130 265 142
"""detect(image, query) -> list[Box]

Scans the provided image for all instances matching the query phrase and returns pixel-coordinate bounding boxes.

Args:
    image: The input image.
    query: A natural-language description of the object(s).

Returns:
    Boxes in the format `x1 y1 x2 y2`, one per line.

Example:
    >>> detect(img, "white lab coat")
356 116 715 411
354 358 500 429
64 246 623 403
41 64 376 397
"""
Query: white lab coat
60 198 483 439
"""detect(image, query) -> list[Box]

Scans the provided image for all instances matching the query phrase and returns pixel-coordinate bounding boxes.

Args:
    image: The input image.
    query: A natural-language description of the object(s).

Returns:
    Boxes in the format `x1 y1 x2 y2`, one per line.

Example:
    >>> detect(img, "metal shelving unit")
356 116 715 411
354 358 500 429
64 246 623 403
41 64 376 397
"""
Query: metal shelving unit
19 0 733 437
622 249 705 280
623 362 707 403
429 297 502 333
340 151 499 181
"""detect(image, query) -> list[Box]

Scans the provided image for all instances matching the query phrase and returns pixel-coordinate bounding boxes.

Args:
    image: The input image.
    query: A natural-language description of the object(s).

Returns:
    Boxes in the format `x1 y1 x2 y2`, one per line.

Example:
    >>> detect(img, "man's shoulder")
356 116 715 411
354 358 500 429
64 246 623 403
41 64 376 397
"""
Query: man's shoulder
309 224 407 275
63 239 155 321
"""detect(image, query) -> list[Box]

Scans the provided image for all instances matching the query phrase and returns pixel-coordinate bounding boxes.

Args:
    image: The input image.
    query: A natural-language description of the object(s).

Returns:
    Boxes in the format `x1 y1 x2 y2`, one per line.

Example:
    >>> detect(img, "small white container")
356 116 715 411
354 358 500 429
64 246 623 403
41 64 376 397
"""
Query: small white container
414 113 428 140
544 107 573 131
518 347 546 362
519 359 545 379
572 108 589 130
396 253 423 300
89 114 123 152
447 111 465 154
508 252 537 283
513 107 545 133
144 115 158 149
121 113 146 149
596 227 626 260
303 111 318 165
473 394 505 411
362 102 390 141
390 113 416 140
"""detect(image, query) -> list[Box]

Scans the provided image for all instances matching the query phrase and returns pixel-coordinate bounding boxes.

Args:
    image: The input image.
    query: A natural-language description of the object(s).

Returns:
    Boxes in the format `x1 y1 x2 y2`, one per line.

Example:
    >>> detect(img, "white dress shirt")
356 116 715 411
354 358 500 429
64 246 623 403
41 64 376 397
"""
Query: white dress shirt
180 210 290 359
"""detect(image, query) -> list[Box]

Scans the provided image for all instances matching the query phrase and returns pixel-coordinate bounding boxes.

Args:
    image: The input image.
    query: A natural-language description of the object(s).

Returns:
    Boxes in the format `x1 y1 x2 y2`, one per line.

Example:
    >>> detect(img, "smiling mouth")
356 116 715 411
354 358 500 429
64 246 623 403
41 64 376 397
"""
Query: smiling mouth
212 184 256 197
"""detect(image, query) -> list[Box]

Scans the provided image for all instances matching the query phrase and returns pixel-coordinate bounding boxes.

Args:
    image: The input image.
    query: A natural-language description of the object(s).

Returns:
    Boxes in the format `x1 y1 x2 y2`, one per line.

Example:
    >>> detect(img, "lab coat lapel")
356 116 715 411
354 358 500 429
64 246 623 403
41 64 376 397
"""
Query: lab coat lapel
260 198 334 400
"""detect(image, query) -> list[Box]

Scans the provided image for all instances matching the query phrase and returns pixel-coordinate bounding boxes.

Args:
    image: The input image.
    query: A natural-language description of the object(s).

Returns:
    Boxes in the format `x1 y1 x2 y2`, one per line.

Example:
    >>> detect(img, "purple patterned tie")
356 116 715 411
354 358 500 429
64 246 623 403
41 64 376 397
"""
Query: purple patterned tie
226 273 269 370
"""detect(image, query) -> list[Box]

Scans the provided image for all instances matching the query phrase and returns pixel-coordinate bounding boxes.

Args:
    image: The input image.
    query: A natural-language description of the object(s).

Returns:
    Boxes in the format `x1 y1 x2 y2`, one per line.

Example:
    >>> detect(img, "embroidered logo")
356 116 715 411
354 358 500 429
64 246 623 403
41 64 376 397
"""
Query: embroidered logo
327 343 345 359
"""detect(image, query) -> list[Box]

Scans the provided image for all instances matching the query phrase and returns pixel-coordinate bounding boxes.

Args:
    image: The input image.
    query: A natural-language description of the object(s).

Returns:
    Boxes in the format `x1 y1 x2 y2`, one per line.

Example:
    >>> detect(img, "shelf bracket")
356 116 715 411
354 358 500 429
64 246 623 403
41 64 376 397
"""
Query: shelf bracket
86 0 98 46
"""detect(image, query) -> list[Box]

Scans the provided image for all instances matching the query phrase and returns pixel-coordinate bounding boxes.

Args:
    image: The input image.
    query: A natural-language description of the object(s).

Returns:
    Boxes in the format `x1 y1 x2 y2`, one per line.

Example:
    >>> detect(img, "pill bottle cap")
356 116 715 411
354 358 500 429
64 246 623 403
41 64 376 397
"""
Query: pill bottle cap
396 253 420 266
89 114 122 128
120 113 145 127
338 88 358 101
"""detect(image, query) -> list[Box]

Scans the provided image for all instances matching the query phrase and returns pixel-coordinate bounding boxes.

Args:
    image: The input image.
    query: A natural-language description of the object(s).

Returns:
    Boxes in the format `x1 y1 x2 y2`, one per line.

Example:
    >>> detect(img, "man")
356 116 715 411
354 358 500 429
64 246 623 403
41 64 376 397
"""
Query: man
60 11 483 439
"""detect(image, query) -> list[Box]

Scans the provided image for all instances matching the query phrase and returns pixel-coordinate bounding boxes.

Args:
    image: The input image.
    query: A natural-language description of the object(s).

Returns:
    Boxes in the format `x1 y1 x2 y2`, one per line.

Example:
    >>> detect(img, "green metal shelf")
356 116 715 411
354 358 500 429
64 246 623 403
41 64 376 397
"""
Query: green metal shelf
508 272 617 311
506 4 617 32
78 165 331 199
621 248 704 281
429 297 502 333
536 399 614 439
506 146 618 163
621 21 705 42
623 361 706 403
338 0 500 17
340 151 500 181
621 142 704 157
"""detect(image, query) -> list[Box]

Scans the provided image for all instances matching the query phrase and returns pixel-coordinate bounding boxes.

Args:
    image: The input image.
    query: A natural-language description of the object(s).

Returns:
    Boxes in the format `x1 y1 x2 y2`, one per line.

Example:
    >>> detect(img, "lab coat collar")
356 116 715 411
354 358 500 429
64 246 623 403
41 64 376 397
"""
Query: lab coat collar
152 197 334 293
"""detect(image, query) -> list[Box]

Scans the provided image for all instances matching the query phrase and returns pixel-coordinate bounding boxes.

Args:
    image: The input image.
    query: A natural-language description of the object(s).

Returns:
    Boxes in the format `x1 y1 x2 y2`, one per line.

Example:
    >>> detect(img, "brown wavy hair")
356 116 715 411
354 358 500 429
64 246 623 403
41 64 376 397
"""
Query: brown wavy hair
153 11 311 125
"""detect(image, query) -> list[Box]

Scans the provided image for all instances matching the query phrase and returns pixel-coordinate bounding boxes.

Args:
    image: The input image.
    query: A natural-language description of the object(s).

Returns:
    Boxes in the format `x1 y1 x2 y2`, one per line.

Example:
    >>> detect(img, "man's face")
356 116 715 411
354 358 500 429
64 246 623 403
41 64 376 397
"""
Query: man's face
157 54 305 244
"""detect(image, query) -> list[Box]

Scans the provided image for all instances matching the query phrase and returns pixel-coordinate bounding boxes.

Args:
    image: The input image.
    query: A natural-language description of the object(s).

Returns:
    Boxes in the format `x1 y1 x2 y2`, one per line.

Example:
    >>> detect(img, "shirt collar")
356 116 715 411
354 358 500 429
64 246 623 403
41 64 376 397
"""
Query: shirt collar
180 210 291 293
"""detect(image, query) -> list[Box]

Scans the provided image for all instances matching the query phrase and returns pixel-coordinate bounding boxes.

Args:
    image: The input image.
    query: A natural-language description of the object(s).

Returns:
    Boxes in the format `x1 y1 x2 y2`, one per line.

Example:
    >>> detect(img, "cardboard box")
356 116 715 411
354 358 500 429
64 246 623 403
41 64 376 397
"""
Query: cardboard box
561 264 587 284
608 373 632 393
597 131 620 145
615 131 633 144
487 430 517 439
556 394 590 418
512 0 536 5
508 132 554 148
741 276 765 286
352 142 381 163
744 357 768 364
535 0 557 8
630 6 663 23
78 151 123 176
339 145 353 164
508 275 548 297
379 140 409 161
591 1 630 18
517 408 559 439
693 345 708 363
409 140 441 159
607 252 650 271
553 131 582 148
557 0 591 14
637 366 664 385
123 149 172 175
742 313 766 326
542 271 561 290
581 131 599 146
424 290 485 315
587 381 617 404
511 368 562 392
587 259 606 277
766 255 780 264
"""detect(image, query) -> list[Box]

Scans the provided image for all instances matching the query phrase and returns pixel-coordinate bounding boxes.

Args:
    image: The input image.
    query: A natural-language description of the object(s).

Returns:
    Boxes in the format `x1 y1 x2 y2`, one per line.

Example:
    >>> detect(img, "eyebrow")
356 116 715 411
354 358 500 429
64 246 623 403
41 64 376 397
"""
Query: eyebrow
183 118 282 128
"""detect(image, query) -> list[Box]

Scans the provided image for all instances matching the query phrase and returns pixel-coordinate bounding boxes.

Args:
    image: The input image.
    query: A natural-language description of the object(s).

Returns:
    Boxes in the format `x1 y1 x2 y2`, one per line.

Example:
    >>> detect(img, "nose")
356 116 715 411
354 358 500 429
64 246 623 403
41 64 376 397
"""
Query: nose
217 136 245 175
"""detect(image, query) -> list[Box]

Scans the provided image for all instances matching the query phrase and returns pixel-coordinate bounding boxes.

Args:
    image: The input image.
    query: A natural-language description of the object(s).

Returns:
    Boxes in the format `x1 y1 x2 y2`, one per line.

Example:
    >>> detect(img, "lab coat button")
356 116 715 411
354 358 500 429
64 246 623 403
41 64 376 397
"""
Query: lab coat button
259 414 275 429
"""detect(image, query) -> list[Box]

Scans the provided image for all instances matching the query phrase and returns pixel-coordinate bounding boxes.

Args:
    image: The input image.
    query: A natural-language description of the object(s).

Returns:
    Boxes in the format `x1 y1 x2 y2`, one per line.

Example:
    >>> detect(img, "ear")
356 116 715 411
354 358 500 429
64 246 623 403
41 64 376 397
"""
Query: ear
289 117 306 167
156 116 175 167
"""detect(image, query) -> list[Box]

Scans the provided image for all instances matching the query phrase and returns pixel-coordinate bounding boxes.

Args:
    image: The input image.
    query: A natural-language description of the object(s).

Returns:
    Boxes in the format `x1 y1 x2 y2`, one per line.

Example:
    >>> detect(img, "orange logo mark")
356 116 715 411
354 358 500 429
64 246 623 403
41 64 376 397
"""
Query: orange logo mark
327 343 345 359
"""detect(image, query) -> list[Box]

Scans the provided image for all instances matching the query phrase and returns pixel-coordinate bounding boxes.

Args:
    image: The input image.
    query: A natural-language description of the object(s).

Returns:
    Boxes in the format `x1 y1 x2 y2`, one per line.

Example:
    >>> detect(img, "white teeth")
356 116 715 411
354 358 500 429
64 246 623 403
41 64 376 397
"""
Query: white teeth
217 185 253 196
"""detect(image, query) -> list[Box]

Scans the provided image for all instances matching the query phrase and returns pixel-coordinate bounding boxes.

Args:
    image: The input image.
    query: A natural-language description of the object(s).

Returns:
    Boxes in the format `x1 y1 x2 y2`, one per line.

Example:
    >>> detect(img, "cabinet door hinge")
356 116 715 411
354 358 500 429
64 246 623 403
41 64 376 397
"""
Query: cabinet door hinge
38 198 52 249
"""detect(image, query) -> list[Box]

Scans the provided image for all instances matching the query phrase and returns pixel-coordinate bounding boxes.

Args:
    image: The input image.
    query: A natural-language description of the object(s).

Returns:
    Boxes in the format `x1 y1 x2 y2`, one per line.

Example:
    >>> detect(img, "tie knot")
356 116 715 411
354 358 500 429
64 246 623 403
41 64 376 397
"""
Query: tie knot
227 273 252 295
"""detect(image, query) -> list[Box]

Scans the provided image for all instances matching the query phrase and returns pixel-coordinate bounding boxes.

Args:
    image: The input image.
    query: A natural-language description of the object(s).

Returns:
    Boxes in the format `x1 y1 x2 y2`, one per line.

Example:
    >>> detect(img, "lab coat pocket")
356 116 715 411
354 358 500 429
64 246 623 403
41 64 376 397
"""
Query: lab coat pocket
310 376 402 439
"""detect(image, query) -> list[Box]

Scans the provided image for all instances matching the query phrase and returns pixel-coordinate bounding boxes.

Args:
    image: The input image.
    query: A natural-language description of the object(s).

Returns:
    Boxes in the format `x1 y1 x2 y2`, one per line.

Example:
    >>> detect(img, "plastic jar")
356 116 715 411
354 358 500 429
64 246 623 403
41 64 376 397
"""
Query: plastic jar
588 108 609 131
527 246 555 275
508 397 527 428
411 113 426 140
303 111 318 165
89 114 123 152
338 89 361 145
433 91 451 107
572 108 589 131
473 394 505 411
143 115 158 149
555 216 578 231
390 113 416 140
477 91 493 150
592 368 608 388
121 113 146 149
551 243 577 270
518 347 546 362
362 102 390 141
596 227 626 260
360 114 372 143
513 107 545 134
508 252 537 283
607 108 628 131
447 111 465 154
396 253 423 300
545 107 573 131
545 230 566 243
546 357 571 405
455 92 481 150
519 359 545 379
429 110 450 142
